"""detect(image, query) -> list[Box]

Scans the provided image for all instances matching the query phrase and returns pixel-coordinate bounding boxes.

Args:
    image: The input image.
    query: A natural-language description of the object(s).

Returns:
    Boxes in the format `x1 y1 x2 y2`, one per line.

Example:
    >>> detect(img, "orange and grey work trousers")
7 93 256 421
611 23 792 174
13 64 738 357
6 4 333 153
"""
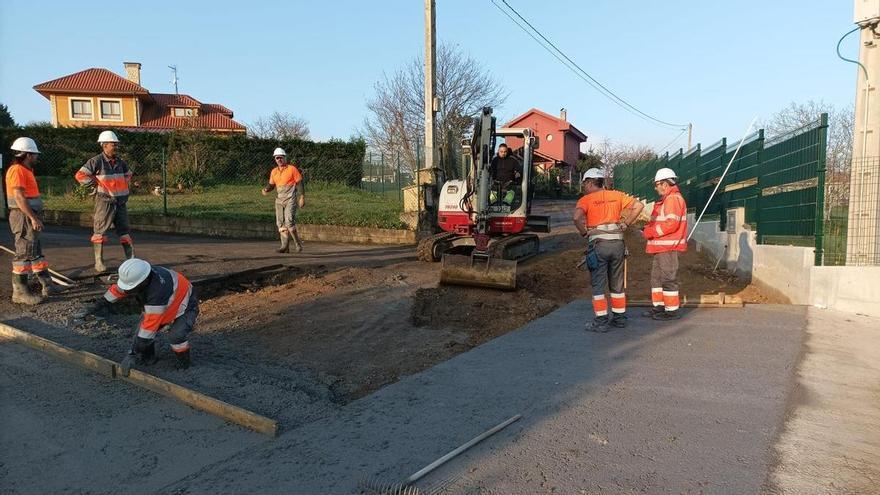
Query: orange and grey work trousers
8 209 48 275
91 196 132 245
650 251 680 311
588 239 626 318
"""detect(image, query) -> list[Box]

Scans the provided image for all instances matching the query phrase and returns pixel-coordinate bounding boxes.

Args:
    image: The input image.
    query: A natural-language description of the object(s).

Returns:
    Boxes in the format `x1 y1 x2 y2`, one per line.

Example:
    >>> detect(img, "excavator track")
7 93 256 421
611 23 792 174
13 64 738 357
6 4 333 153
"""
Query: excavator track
417 232 458 262
488 233 540 262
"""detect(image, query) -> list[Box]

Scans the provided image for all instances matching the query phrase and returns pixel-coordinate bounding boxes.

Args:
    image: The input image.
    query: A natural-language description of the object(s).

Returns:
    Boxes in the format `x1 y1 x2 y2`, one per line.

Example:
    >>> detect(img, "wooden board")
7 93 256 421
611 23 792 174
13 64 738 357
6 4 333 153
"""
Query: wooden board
0 322 278 437
0 323 115 377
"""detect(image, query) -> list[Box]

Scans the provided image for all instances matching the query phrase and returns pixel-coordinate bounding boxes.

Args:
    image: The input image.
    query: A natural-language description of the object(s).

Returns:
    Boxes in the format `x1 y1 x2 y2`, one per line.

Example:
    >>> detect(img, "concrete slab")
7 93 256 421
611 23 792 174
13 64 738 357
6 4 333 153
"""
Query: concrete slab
159 303 806 494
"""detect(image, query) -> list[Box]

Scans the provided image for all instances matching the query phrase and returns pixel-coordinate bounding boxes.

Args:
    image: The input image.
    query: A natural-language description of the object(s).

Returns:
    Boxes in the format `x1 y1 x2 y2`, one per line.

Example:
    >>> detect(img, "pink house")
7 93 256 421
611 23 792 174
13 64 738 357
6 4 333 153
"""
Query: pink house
503 108 587 172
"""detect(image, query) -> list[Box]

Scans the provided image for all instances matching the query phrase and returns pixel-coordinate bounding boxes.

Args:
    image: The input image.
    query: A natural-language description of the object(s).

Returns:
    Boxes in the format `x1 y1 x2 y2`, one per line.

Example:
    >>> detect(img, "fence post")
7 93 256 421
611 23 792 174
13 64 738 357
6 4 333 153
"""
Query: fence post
381 152 386 195
366 152 371 191
814 113 829 266
162 147 168 215
397 150 402 202
755 130 765 244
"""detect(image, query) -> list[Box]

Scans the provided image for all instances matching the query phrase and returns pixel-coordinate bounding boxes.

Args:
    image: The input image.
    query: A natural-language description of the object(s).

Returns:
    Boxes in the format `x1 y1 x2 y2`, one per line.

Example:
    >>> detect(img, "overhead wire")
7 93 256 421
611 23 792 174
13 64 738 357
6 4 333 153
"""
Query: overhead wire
491 0 688 131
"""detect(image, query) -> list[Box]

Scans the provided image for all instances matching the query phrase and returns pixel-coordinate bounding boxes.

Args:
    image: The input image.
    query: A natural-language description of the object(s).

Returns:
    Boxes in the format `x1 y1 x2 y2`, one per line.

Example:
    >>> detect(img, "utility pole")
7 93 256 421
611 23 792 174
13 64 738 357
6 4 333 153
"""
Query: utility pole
687 123 693 151
419 0 438 233
847 0 880 264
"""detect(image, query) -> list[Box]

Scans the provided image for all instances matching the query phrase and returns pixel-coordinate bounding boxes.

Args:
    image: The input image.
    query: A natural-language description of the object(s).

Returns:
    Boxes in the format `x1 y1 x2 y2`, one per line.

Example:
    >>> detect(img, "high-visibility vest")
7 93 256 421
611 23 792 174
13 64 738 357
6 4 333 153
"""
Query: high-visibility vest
104 266 193 339
644 185 687 253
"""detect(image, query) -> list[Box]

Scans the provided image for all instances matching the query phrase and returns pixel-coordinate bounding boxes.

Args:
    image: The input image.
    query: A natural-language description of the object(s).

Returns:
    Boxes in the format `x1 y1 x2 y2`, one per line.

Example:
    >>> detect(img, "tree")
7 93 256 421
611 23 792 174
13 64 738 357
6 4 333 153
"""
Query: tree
363 43 506 177
590 138 655 178
0 103 16 127
761 100 854 208
249 112 310 140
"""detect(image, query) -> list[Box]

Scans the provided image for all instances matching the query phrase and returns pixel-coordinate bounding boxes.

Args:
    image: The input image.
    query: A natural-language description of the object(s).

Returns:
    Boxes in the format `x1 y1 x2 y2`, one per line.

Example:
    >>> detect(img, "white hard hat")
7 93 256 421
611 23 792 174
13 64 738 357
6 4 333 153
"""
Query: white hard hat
273 147 287 157
117 258 152 291
10 137 40 154
654 167 677 183
581 168 604 182
98 130 120 143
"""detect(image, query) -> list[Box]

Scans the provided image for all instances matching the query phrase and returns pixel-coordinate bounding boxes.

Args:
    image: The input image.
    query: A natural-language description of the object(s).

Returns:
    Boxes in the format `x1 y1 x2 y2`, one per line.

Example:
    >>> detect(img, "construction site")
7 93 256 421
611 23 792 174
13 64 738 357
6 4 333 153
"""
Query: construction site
3 1 880 494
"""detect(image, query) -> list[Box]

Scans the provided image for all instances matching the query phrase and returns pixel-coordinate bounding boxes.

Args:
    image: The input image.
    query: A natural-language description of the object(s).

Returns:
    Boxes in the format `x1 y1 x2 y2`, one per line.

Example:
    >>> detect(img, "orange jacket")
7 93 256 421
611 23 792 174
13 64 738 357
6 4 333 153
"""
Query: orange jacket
644 185 687 253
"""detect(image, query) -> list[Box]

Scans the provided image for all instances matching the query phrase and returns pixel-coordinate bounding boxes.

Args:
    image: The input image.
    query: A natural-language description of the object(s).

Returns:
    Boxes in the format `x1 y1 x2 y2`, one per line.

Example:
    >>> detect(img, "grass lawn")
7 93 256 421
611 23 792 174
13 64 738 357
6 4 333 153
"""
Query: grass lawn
39 180 407 230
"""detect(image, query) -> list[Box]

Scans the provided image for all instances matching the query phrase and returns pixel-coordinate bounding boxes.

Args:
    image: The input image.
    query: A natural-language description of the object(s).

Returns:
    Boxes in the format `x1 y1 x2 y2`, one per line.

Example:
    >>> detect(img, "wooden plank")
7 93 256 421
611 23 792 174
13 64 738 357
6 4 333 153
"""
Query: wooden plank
120 369 279 437
0 322 278 437
0 323 115 377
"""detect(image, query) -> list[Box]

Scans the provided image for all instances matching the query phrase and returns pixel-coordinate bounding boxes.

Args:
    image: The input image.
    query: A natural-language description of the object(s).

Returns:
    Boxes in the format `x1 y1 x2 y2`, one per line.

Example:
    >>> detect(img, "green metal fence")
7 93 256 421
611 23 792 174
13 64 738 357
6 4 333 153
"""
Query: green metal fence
613 114 830 265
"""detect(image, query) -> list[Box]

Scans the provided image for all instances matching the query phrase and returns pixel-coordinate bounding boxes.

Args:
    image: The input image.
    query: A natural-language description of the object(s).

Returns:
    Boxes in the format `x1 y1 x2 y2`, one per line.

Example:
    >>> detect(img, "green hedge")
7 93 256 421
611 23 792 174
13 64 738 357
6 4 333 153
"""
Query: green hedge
0 125 366 187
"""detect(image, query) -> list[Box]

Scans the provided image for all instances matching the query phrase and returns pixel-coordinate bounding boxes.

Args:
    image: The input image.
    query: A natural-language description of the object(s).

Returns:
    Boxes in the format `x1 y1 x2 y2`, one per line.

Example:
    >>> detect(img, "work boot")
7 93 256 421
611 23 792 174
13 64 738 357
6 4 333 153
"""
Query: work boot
276 232 290 253
135 341 158 366
35 271 60 297
652 310 681 321
610 313 628 328
291 230 303 253
11 275 44 305
174 350 191 370
122 243 134 260
642 306 664 318
586 316 611 333
93 243 107 273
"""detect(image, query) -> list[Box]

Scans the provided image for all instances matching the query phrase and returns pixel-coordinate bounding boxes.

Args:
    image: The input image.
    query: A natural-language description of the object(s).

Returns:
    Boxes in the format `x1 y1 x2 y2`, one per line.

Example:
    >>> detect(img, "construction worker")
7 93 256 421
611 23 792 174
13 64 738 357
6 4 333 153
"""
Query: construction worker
6 137 58 304
75 130 134 272
642 167 688 321
489 144 522 205
573 168 644 332
262 148 305 253
85 258 197 369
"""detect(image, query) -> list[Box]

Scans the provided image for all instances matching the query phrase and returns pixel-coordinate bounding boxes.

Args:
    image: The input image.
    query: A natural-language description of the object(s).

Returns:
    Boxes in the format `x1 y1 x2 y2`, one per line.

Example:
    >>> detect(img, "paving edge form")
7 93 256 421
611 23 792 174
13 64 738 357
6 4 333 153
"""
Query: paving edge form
0 322 278 437
42 209 416 245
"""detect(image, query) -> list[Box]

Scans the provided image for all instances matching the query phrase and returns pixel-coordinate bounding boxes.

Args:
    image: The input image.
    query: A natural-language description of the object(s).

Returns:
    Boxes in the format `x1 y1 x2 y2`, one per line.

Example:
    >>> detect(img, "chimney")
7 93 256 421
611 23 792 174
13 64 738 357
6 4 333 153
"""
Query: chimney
123 62 142 86
560 108 567 121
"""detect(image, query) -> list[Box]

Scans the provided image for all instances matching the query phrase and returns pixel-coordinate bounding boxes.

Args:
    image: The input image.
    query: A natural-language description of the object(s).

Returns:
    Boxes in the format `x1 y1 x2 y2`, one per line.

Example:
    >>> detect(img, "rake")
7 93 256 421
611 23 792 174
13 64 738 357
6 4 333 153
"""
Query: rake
358 414 521 495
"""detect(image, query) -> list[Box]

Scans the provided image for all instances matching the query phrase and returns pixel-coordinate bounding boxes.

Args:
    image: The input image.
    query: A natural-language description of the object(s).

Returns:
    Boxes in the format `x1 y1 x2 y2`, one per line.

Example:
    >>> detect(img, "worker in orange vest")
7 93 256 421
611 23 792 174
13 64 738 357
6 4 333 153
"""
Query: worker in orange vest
573 168 644 332
642 167 688 320
262 148 305 253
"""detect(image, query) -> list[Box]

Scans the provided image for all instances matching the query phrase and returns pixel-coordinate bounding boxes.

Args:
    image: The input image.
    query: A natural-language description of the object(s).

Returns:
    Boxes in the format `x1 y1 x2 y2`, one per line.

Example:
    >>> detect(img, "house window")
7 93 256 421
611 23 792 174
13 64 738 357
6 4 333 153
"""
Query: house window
71 99 93 120
173 107 195 117
99 100 122 121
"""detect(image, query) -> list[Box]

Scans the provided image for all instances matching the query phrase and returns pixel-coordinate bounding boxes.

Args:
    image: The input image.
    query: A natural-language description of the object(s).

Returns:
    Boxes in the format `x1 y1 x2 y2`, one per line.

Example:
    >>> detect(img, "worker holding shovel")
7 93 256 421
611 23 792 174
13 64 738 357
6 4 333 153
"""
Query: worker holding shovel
573 168 644 332
5 137 60 304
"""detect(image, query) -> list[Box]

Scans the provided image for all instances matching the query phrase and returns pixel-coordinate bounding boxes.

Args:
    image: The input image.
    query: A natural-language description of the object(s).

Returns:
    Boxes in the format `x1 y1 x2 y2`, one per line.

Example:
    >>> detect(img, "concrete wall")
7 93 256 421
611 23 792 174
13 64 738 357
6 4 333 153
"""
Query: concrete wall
43 210 416 245
686 210 880 317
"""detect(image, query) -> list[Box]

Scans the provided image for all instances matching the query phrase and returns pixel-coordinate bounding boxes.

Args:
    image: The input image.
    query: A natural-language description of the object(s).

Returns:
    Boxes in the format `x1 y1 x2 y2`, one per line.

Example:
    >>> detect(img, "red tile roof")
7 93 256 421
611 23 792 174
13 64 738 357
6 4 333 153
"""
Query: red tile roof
203 103 234 117
506 108 587 142
140 100 246 132
33 68 149 97
150 93 202 108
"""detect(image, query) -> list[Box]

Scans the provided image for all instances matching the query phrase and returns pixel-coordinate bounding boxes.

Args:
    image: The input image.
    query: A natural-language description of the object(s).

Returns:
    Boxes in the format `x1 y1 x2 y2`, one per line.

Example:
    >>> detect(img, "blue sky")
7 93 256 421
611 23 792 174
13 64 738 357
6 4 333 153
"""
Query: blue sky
0 0 857 151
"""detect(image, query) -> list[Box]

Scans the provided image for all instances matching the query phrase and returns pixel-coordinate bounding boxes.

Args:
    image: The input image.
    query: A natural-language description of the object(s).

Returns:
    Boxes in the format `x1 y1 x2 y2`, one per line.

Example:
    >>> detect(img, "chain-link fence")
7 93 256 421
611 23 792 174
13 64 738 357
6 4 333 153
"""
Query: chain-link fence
825 156 880 266
1 127 411 230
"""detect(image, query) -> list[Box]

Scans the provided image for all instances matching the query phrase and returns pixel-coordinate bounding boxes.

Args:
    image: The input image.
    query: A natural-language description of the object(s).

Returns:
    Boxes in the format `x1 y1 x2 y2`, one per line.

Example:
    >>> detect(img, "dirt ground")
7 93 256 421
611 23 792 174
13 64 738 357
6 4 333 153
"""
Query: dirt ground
1 202 778 429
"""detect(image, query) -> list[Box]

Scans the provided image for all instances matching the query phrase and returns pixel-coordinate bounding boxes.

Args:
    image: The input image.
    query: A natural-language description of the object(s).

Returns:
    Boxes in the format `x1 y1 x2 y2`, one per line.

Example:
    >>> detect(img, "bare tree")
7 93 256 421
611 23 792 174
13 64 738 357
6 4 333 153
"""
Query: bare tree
249 112 310 140
363 43 506 176
590 138 655 178
761 100 854 209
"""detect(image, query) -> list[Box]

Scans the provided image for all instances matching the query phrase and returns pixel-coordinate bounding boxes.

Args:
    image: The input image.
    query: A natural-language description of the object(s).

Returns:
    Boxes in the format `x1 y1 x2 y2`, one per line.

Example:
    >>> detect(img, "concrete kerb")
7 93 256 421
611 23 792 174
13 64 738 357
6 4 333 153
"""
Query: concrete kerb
42 209 416 245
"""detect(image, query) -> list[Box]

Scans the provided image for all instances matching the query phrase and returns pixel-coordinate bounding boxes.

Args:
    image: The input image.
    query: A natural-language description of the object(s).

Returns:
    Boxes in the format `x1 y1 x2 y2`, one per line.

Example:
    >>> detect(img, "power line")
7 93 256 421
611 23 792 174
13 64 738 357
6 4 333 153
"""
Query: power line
657 128 688 154
491 0 688 131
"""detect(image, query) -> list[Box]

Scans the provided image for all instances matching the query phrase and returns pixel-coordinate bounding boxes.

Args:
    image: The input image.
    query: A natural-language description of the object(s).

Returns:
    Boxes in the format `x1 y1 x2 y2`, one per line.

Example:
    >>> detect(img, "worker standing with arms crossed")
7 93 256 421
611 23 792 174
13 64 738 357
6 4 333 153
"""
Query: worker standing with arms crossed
641 168 688 320
573 168 644 332
75 130 134 273
262 148 305 253
6 137 59 304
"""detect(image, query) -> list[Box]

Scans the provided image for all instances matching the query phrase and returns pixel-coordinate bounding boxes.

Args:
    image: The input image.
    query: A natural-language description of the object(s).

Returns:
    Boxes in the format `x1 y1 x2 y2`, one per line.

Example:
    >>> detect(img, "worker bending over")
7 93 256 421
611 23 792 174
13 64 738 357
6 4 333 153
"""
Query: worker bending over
6 137 59 304
75 130 134 272
87 258 198 369
262 148 305 253
573 169 644 332
642 168 688 321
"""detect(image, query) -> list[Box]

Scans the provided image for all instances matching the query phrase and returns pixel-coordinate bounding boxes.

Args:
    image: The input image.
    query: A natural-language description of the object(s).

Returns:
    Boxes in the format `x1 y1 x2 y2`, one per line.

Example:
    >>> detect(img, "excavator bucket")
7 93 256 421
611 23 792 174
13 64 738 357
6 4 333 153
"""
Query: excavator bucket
439 253 518 290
